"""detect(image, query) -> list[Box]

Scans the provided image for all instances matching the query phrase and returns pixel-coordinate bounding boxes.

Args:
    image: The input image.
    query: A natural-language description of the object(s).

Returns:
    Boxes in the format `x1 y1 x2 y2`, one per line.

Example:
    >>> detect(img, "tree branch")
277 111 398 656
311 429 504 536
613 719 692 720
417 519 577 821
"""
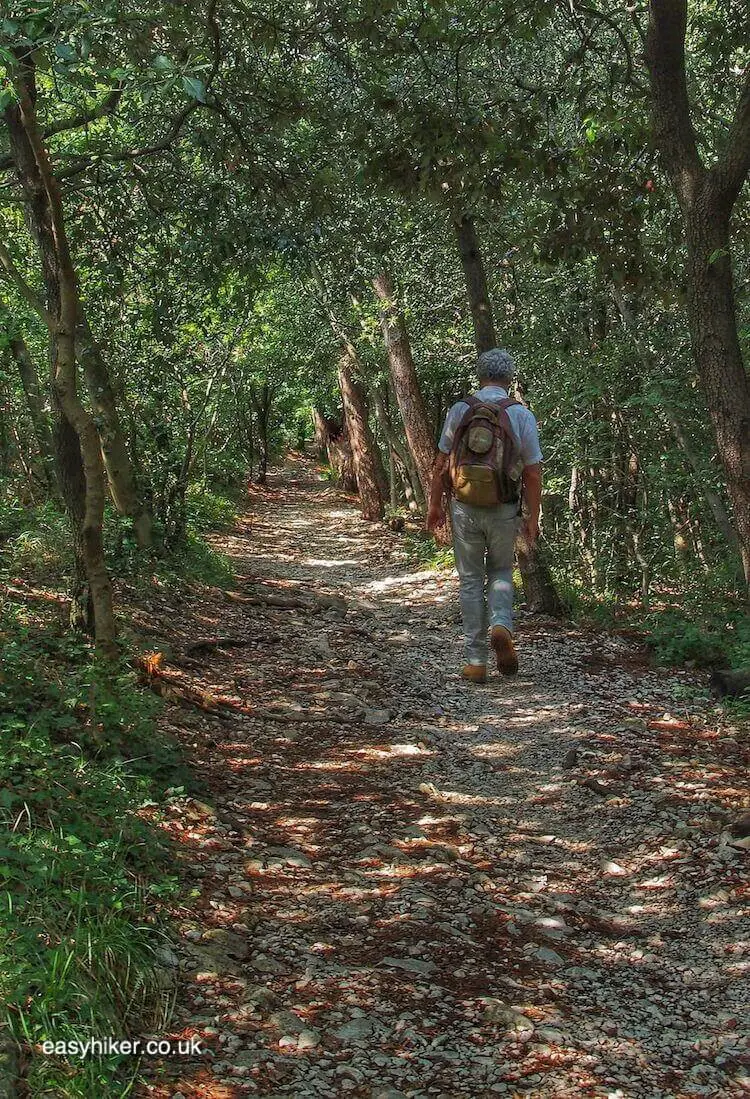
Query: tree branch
0 87 123 172
45 86 124 139
0 234 53 329
709 69 750 208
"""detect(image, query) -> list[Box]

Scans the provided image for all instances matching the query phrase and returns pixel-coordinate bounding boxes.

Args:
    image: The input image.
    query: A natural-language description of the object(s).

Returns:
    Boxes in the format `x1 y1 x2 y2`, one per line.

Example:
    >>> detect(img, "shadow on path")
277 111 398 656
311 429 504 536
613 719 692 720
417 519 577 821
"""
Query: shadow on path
136 456 749 1099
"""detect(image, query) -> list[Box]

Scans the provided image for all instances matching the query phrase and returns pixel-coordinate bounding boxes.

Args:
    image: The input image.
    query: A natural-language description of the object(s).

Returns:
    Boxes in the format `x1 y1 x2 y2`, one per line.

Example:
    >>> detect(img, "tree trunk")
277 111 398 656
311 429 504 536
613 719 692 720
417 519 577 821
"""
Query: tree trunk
337 350 385 520
51 390 91 628
646 2 750 587
312 407 329 461
250 381 271 485
5 57 116 654
77 312 152 547
8 334 57 493
311 408 357 493
371 385 425 509
453 212 497 354
683 209 750 585
516 530 565 617
372 270 437 501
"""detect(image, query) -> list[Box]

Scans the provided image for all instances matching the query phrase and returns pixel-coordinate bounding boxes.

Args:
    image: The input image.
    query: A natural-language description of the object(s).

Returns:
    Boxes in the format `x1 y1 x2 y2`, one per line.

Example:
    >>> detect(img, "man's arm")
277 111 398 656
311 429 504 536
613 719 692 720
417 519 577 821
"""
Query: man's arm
426 452 450 531
521 462 542 545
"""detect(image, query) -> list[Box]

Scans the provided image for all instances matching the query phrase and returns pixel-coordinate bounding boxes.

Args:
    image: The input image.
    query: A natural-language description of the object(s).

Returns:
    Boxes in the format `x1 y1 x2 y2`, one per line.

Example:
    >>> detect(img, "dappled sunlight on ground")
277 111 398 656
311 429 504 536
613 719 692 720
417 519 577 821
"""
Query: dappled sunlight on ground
135 458 749 1099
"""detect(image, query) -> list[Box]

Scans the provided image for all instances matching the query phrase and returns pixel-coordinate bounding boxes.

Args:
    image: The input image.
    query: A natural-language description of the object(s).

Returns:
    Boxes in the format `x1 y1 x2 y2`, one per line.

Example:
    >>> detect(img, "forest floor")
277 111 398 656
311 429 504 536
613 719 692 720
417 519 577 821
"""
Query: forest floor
135 455 749 1099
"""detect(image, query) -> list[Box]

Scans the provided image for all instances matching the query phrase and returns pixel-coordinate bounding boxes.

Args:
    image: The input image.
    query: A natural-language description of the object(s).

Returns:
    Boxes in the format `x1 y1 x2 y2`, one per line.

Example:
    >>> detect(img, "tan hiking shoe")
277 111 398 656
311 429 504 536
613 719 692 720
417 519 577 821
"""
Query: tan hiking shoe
461 664 487 684
491 626 518 676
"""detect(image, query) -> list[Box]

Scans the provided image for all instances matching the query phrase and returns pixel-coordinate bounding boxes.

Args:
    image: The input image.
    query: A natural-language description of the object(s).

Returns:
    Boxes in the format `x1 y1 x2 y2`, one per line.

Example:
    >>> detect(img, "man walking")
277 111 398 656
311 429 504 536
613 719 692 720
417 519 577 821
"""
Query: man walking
426 349 543 683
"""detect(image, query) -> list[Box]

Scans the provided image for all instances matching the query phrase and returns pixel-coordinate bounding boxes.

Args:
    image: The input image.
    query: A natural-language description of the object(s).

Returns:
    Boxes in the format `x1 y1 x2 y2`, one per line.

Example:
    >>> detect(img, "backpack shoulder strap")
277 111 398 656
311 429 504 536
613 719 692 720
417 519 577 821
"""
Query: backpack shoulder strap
454 395 481 434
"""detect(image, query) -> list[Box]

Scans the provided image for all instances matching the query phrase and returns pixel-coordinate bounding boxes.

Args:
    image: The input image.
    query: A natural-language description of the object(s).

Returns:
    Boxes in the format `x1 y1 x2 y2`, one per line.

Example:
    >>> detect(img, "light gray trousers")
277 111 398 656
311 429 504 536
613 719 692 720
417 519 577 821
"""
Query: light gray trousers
451 499 520 665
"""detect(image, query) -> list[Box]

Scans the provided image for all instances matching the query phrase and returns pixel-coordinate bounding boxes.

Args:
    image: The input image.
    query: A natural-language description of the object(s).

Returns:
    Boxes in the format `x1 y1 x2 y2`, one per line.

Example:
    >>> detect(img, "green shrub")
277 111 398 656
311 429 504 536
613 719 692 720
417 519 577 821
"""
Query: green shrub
0 500 73 578
641 604 750 670
153 531 234 589
184 485 237 532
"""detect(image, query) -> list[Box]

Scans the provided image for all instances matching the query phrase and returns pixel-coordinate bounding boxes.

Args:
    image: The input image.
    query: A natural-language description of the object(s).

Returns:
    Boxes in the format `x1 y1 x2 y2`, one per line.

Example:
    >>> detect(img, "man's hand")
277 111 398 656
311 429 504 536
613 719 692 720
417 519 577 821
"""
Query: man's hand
426 504 446 532
521 516 539 545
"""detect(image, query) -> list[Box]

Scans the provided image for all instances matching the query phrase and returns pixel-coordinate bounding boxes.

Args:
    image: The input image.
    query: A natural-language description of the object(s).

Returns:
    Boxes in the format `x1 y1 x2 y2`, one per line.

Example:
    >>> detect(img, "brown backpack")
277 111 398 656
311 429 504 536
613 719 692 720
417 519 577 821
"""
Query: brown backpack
448 395 522 508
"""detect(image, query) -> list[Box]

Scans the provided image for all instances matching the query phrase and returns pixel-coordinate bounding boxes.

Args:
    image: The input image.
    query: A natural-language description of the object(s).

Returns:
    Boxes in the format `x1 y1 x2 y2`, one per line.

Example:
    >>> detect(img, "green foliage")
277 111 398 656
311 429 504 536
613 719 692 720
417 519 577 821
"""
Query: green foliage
402 530 455 571
152 531 234 590
184 485 237 532
0 607 182 1096
641 603 750 671
0 499 73 576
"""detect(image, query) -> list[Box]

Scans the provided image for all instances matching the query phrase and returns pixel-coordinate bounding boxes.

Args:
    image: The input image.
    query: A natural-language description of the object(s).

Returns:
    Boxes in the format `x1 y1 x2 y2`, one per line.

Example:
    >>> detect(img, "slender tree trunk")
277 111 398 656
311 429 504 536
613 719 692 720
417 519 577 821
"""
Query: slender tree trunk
453 212 497 354
516 530 565 616
51 390 90 628
666 491 691 572
5 58 115 653
250 381 271 485
312 407 329 461
0 397 11 478
337 351 385 520
372 271 437 501
372 385 424 509
77 312 152 547
388 447 398 510
8 335 56 493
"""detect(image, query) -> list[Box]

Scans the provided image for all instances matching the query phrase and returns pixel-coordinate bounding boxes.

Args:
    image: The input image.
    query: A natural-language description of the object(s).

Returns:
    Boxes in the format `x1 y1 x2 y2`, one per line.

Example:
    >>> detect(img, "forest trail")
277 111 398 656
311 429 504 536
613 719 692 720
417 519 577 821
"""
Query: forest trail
138 457 748 1099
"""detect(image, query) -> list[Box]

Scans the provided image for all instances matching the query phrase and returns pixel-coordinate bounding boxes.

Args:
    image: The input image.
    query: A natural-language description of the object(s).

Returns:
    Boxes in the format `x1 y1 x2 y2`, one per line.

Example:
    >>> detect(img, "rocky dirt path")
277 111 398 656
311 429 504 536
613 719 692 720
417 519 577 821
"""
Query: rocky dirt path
137 457 748 1099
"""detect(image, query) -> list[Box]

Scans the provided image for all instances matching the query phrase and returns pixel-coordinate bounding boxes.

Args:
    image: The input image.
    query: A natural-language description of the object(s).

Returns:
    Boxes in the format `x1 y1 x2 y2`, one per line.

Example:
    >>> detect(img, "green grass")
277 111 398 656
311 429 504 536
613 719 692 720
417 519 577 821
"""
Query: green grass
0 606 187 1097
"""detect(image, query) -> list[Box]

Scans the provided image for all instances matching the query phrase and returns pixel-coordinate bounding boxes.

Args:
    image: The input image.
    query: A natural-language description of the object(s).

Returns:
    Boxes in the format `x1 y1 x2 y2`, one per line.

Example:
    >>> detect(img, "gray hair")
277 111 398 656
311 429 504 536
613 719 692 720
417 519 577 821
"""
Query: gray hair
477 348 515 382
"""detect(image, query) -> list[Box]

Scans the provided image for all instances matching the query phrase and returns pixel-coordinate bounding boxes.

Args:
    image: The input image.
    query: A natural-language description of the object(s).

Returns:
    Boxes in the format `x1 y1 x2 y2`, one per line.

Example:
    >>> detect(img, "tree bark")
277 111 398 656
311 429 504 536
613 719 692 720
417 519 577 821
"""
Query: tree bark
5 56 116 654
683 209 750 584
371 385 425 509
8 334 56 493
250 381 271 485
515 530 565 617
77 311 152 547
453 212 497 354
337 350 385 520
646 0 750 587
372 270 437 501
311 408 357 493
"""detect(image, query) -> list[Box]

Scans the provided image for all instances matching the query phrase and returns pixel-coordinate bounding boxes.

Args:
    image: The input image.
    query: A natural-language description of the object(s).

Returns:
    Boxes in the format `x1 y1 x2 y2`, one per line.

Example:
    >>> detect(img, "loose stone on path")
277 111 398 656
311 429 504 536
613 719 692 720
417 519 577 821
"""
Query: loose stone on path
136 460 749 1099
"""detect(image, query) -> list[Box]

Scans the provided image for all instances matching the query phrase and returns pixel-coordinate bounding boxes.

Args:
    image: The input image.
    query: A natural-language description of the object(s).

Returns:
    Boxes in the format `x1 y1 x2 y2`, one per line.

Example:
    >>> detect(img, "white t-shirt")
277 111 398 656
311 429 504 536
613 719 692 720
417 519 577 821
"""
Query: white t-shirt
438 385 543 468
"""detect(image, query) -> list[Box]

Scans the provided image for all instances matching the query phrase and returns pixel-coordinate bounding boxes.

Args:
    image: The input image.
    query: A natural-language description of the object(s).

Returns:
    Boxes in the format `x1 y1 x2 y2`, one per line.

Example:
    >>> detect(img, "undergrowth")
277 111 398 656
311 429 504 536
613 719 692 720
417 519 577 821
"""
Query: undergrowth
564 577 750 674
0 487 236 594
402 529 455 570
0 484 235 1095
0 606 190 1097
